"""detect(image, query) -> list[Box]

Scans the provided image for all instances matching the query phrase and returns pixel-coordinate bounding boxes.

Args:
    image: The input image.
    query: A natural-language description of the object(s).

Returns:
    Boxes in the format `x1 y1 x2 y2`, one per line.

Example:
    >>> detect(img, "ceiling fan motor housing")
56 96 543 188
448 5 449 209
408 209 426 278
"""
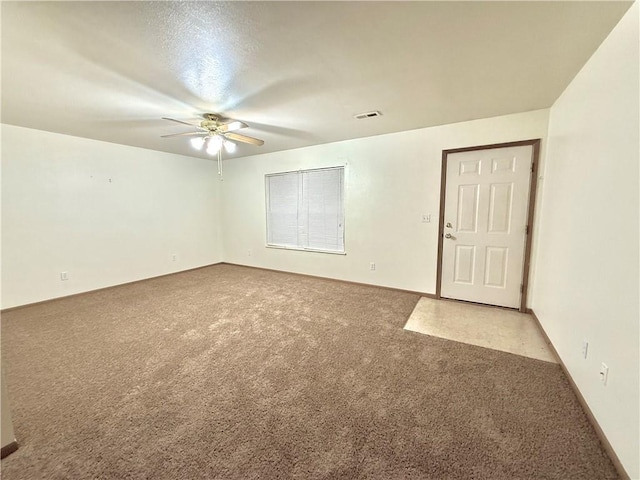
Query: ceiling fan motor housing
201 120 220 132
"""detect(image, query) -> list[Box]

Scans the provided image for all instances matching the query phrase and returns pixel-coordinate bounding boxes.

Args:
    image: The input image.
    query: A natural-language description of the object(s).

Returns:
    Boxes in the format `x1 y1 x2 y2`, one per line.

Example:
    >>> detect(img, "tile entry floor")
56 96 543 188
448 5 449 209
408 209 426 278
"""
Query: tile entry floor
404 297 558 363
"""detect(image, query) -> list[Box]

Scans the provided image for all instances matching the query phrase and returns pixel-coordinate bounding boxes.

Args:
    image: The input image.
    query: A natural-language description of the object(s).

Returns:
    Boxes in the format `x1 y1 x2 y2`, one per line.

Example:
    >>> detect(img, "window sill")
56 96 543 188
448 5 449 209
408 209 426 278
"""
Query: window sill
266 244 346 256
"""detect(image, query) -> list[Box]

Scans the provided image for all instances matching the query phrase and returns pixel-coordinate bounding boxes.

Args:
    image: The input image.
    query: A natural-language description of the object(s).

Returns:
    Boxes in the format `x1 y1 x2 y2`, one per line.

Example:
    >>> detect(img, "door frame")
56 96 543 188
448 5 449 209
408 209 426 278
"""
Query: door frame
435 139 541 312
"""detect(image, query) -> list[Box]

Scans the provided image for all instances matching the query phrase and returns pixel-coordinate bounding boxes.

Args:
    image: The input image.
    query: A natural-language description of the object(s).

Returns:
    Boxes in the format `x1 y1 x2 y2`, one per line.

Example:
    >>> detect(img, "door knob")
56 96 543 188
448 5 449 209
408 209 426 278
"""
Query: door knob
445 233 452 239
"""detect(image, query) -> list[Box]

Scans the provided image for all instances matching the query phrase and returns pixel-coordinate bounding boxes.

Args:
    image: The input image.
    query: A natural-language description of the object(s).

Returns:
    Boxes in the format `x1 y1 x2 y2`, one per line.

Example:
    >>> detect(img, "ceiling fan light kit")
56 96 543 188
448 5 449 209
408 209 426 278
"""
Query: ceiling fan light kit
206 136 224 155
224 141 236 154
190 137 206 150
162 113 264 180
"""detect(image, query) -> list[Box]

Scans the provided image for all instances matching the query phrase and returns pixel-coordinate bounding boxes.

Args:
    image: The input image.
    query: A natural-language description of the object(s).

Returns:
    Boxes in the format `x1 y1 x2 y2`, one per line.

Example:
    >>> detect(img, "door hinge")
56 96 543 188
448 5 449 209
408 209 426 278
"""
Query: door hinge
520 284 524 293
525 225 529 235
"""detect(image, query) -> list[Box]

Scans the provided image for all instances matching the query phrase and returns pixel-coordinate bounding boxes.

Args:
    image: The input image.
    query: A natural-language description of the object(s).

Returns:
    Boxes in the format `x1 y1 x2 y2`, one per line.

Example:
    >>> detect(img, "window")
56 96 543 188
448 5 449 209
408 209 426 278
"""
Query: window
266 166 345 254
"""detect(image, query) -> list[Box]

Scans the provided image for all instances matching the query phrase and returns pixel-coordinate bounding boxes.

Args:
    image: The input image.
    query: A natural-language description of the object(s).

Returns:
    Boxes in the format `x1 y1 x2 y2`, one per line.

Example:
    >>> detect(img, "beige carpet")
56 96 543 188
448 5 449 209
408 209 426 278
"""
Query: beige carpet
1 264 618 479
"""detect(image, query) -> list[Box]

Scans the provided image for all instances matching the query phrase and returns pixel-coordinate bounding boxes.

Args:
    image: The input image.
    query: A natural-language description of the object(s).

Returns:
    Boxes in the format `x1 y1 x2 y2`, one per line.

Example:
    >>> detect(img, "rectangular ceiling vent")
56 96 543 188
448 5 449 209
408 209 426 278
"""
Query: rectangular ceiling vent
354 111 382 120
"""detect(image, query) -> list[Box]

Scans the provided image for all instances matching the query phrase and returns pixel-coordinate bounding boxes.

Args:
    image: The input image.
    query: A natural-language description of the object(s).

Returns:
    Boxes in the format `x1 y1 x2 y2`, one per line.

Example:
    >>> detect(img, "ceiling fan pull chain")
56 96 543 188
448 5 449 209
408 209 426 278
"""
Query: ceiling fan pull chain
218 149 223 181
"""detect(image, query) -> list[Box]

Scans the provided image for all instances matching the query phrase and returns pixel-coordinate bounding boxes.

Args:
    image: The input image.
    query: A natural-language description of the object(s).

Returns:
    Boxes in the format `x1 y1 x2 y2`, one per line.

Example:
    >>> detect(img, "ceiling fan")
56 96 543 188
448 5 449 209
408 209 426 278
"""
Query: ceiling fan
161 113 264 156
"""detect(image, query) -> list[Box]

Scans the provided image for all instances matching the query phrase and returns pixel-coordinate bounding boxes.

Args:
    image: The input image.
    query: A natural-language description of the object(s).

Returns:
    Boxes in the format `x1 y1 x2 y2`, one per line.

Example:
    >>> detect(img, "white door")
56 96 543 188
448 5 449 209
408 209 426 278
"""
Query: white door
440 145 533 308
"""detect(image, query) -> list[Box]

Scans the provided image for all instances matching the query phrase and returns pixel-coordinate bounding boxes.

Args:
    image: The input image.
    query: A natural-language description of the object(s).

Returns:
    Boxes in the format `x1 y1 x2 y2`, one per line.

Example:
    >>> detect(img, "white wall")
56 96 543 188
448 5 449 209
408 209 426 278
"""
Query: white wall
221 109 549 295
532 3 639 478
1 125 223 308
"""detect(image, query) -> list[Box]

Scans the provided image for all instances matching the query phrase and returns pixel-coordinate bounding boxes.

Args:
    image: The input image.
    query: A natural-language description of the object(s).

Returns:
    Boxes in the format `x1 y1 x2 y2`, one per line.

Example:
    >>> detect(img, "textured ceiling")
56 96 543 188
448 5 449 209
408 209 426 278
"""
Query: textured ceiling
1 1 633 159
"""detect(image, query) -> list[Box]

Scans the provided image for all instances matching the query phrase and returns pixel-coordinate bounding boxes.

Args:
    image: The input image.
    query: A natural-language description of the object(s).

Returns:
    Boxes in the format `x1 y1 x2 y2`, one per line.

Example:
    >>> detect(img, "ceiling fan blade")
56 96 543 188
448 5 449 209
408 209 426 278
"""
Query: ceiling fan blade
217 120 248 133
225 132 264 146
162 117 206 130
161 131 206 138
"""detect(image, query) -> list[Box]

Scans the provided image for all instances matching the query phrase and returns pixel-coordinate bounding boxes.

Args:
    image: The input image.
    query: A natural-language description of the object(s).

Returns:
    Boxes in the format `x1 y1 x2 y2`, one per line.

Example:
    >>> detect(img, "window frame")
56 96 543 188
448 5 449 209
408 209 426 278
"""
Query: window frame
265 166 346 255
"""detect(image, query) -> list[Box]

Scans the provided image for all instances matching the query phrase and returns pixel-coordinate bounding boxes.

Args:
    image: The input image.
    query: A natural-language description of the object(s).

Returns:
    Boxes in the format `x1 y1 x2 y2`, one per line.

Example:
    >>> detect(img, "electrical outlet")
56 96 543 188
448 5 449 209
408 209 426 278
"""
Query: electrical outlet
599 363 609 385
370 262 376 271
171 254 177 262
60 271 69 281
247 249 252 257
582 340 589 359
422 214 431 223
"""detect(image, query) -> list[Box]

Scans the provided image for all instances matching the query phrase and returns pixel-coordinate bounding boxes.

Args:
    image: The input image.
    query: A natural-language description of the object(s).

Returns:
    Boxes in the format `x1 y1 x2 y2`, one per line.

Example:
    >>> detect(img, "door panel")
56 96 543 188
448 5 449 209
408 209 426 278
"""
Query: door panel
460 159 481 175
488 183 513 233
484 246 508 288
457 184 479 232
441 145 533 308
454 245 476 284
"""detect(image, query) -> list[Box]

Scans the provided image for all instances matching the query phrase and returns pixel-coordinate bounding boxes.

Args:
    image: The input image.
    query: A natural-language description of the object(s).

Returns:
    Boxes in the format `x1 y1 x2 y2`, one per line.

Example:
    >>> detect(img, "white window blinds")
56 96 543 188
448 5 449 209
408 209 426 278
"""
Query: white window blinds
266 167 345 253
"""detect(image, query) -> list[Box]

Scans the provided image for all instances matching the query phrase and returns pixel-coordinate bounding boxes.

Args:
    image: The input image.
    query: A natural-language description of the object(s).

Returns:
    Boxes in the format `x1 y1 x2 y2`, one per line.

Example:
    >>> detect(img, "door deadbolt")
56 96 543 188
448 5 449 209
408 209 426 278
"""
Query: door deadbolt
446 222 452 228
